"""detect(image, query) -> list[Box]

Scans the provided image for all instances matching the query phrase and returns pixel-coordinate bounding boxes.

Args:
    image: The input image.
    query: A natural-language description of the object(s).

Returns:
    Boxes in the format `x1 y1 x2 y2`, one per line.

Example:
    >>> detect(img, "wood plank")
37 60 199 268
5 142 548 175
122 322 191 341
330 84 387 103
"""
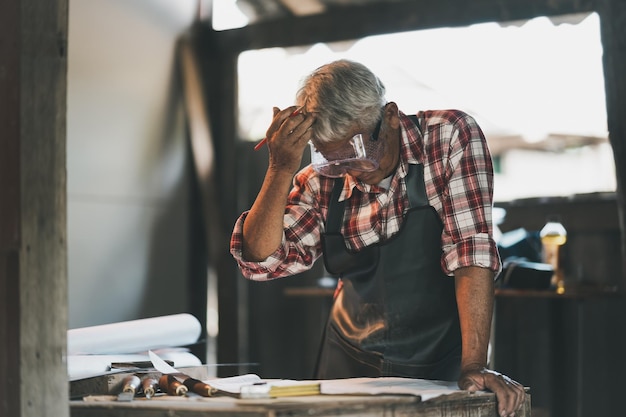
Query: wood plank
213 0 597 52
70 392 531 417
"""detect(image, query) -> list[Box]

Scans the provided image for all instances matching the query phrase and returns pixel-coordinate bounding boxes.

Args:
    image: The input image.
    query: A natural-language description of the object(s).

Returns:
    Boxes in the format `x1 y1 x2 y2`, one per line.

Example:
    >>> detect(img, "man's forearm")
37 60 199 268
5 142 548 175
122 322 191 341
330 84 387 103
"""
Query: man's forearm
454 266 495 371
242 168 294 261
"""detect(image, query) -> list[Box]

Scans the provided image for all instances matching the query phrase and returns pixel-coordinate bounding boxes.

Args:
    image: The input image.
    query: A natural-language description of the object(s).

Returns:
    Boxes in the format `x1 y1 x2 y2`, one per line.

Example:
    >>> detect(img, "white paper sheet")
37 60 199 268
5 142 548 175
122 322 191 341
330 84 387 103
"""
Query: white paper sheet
67 313 201 355
205 374 264 394
201 374 461 402
320 377 461 401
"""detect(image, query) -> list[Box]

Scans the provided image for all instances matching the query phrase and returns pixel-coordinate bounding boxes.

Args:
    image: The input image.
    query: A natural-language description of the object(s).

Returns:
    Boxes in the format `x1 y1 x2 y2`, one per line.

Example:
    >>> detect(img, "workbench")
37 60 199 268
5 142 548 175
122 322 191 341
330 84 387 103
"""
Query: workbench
70 390 531 417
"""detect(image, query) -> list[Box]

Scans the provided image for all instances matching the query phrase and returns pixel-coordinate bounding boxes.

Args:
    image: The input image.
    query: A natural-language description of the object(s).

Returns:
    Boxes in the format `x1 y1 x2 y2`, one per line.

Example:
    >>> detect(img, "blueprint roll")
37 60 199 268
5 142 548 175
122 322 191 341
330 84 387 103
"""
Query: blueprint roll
67 313 202 355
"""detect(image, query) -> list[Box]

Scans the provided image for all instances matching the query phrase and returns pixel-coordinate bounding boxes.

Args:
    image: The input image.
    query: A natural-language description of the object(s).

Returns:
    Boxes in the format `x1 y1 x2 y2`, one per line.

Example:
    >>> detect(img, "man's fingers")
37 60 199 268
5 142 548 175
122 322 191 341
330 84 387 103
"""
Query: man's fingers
265 106 300 143
488 373 525 417
459 369 525 417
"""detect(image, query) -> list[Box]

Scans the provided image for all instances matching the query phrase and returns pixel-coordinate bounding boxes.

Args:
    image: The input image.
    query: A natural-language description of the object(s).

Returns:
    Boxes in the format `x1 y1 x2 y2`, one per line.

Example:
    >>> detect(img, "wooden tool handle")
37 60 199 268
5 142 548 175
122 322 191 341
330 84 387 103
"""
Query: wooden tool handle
183 377 217 397
158 374 188 396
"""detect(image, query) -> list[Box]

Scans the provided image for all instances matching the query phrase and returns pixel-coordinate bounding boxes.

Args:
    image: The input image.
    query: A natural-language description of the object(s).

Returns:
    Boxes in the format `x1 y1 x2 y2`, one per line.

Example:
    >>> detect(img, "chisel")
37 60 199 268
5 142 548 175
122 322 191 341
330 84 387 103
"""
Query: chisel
141 376 159 399
117 374 140 402
149 350 217 397
158 374 188 396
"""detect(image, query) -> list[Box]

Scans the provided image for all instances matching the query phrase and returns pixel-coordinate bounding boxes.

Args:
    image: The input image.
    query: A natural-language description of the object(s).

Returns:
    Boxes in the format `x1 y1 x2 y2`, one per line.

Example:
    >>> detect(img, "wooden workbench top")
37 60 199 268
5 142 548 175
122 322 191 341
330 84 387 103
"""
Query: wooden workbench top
70 390 531 417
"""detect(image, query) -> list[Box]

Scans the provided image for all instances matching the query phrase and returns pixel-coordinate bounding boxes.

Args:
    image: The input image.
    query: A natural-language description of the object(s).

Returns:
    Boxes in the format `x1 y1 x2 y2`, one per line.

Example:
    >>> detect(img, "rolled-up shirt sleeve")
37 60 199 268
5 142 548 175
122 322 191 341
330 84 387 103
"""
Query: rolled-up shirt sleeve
429 112 501 276
229 171 325 281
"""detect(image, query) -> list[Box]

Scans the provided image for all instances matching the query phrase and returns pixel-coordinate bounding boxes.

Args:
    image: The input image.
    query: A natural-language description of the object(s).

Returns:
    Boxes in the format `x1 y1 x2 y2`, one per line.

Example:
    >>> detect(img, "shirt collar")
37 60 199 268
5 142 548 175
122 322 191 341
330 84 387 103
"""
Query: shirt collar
399 110 424 167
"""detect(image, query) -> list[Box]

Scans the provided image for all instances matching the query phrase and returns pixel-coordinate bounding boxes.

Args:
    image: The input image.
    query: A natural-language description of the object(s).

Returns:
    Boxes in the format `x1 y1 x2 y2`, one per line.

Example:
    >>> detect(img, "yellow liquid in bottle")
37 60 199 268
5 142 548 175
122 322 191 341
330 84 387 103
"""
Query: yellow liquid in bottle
541 232 567 293
540 234 567 246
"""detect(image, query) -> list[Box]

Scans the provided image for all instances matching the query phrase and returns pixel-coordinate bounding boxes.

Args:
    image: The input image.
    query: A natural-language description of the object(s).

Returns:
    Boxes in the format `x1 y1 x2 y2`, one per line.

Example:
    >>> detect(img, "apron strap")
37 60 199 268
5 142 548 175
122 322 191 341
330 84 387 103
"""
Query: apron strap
325 177 346 233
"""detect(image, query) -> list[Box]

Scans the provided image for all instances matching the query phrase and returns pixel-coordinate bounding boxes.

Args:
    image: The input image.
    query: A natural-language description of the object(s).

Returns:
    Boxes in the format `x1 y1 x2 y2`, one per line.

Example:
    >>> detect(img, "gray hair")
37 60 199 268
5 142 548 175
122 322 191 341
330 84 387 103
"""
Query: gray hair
295 60 386 144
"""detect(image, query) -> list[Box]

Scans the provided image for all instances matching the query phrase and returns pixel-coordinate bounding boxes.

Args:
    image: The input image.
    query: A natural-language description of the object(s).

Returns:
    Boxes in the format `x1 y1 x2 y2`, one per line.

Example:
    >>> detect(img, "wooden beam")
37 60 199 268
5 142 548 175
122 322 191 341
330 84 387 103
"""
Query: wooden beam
213 0 597 52
598 0 626 289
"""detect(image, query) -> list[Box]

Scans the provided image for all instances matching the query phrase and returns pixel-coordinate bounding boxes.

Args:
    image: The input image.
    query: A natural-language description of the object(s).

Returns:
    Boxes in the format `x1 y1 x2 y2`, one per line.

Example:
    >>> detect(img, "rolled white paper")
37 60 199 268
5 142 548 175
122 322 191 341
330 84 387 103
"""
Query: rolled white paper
67 313 202 355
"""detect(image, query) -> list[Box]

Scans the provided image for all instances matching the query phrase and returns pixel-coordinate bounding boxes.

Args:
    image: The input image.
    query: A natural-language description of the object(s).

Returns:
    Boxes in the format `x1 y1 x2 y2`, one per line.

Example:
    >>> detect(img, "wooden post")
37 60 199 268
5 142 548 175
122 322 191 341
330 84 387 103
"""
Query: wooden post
599 0 626 289
192 25 244 376
1 2 24 415
0 1 69 416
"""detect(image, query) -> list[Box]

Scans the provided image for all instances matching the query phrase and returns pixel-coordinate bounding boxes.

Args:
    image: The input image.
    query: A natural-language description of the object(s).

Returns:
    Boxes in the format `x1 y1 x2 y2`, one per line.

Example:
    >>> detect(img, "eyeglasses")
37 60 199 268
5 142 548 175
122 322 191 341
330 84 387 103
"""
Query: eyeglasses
310 119 383 178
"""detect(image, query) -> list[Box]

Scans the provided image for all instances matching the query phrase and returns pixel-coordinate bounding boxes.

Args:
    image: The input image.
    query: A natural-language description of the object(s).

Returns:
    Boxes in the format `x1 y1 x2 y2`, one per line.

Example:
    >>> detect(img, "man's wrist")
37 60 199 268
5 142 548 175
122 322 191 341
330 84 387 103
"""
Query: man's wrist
460 362 488 374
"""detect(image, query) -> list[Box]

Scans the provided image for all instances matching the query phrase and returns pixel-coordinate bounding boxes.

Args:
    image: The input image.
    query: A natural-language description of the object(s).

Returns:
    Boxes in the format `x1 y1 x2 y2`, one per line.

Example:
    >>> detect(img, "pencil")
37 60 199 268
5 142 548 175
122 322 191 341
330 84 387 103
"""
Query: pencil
254 137 267 151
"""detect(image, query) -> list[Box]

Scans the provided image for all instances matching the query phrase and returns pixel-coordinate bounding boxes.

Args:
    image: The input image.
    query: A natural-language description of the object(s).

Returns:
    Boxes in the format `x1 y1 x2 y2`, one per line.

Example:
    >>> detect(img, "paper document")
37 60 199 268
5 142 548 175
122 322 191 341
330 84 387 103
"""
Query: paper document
204 374 264 394
320 377 460 401
200 374 321 398
199 374 459 402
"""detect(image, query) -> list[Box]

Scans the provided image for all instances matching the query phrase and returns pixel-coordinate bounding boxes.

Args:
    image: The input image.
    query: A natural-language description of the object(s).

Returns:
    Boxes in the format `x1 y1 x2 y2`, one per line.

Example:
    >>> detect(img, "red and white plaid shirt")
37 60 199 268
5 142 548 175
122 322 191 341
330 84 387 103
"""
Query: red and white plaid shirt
230 110 501 281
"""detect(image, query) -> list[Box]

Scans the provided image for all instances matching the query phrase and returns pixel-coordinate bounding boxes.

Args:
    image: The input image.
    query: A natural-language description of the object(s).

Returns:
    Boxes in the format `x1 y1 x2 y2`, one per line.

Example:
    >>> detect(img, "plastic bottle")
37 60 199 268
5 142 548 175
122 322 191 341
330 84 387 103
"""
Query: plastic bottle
540 216 567 293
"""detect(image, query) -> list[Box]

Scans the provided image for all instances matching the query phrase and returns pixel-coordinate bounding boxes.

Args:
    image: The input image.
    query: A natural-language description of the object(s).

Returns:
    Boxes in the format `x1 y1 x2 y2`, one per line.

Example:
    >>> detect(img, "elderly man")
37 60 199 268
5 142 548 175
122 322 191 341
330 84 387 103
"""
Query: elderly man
230 59 525 417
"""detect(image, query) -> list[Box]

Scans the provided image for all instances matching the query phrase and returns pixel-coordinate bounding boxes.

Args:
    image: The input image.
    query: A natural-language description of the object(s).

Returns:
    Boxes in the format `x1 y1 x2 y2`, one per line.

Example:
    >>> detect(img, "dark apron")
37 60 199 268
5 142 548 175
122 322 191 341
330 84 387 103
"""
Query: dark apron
315 164 462 380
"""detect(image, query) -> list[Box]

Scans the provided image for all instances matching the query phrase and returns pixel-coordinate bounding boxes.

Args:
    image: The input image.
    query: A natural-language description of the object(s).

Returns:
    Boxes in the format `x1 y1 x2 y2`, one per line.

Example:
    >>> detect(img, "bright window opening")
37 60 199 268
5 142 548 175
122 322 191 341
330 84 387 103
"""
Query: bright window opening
237 13 614 202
